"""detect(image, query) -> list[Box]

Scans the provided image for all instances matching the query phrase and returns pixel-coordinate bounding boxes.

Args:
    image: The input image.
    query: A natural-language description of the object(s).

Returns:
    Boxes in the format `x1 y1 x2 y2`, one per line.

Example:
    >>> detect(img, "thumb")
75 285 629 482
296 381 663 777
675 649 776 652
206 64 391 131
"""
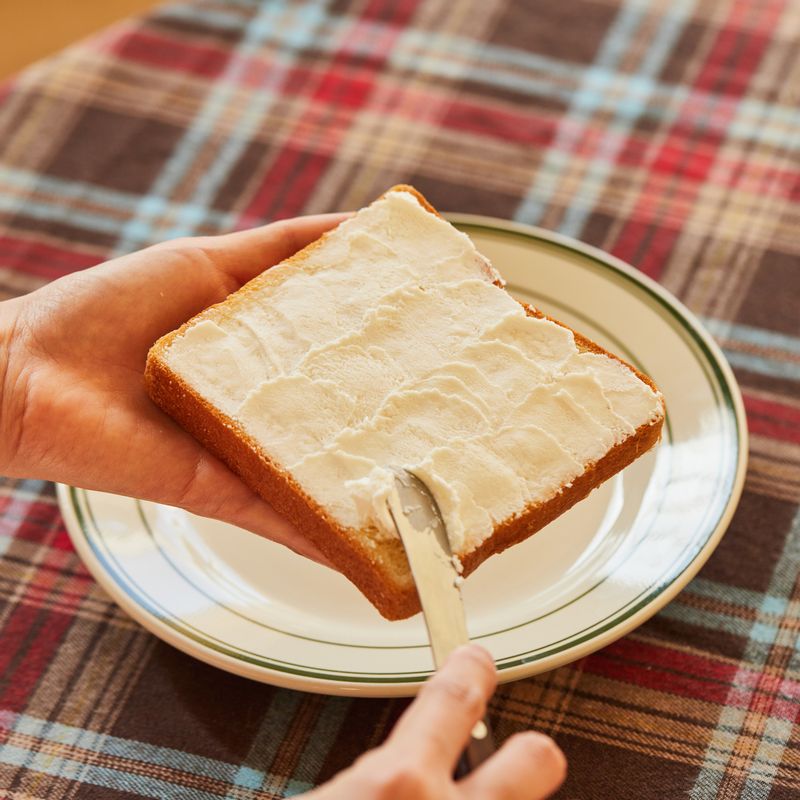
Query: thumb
173 212 351 286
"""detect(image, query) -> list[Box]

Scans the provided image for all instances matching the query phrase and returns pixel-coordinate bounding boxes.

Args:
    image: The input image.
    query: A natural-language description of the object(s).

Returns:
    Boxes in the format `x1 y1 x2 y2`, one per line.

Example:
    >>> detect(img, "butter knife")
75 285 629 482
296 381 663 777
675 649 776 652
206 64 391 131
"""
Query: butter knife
385 468 495 777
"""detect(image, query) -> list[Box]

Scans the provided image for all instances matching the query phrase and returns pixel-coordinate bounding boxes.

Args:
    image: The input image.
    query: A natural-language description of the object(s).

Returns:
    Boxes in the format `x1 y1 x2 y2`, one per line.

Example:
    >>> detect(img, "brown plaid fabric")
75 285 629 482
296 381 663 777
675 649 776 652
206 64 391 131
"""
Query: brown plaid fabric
1 0 799 797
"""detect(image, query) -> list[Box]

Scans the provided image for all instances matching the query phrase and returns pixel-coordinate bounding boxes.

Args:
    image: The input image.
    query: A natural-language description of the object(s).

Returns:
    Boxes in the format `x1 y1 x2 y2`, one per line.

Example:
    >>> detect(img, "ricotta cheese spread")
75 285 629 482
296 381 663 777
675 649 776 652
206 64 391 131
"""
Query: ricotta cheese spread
164 191 663 554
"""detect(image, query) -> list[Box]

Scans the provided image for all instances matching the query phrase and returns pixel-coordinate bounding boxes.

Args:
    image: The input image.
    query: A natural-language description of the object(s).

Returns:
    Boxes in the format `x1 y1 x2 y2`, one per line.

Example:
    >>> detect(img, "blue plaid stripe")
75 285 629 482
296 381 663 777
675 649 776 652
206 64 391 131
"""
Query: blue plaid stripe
515 0 680 227
701 319 800 382
662 578 796 645
690 507 800 798
1 713 261 798
114 1 320 254
0 706 352 798
0 166 234 239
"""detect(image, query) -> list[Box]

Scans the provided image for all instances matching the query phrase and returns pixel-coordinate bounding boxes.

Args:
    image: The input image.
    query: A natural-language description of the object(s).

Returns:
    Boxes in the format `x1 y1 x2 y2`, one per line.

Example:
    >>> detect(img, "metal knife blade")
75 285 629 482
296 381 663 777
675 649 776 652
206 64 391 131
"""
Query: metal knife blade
385 468 466 667
385 468 495 776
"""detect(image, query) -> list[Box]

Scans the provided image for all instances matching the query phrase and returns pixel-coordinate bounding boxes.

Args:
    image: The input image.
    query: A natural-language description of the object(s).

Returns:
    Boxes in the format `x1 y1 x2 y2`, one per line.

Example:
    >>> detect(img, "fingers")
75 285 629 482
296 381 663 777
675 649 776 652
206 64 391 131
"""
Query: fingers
149 444 333 567
206 488 334 568
59 385 333 568
388 644 497 768
460 732 566 800
200 213 351 285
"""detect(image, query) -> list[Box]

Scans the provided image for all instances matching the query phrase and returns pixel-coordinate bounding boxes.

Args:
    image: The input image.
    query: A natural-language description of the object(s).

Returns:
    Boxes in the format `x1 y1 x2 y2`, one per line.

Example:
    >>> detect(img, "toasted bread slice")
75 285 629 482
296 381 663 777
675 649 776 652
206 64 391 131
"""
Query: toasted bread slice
146 186 664 620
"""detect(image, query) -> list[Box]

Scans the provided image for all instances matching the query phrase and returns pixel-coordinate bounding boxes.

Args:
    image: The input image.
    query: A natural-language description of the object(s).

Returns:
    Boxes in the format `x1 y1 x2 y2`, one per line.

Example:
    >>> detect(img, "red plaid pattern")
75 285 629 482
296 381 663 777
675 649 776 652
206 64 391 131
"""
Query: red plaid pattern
1 1 799 797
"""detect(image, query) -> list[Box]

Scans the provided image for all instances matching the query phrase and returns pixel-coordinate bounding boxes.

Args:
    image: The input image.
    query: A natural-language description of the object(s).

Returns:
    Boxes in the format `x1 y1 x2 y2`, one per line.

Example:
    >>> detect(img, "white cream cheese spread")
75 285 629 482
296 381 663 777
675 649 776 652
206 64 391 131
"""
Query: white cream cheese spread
164 190 663 554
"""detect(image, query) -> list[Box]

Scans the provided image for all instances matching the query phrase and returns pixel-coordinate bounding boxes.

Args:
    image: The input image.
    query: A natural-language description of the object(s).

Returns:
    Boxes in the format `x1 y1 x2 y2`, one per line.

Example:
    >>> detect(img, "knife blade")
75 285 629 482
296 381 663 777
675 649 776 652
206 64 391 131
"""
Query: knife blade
385 468 495 776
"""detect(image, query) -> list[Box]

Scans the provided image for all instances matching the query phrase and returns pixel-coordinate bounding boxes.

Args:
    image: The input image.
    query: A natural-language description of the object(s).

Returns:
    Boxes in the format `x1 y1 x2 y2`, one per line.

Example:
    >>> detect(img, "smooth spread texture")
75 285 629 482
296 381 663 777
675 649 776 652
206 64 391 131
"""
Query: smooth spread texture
163 190 663 554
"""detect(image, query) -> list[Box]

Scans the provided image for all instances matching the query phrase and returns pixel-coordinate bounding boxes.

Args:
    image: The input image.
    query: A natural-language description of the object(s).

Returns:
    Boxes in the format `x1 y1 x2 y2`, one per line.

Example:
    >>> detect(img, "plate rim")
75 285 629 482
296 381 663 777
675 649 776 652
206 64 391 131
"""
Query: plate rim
59 215 749 697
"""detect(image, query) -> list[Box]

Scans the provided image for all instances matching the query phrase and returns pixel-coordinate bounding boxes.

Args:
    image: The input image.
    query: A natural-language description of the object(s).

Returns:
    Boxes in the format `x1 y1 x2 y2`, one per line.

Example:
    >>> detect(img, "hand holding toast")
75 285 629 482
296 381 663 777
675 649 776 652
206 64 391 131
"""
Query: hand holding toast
0 215 347 564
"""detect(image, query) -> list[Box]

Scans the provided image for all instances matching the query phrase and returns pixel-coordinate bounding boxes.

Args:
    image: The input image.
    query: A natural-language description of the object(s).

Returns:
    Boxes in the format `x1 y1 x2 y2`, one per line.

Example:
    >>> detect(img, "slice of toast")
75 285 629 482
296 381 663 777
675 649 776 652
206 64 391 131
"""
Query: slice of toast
145 185 665 620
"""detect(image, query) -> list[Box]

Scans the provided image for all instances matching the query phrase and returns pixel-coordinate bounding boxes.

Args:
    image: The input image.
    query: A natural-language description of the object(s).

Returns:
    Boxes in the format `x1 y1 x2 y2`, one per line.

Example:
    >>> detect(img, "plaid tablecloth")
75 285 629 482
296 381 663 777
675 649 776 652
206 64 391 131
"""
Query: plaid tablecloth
1 1 798 797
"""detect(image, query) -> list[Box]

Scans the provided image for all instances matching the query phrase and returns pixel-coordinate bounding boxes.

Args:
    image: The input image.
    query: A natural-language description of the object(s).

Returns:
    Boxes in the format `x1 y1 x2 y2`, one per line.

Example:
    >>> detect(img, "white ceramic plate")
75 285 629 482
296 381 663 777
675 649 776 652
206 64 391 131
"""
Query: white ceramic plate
59 216 748 697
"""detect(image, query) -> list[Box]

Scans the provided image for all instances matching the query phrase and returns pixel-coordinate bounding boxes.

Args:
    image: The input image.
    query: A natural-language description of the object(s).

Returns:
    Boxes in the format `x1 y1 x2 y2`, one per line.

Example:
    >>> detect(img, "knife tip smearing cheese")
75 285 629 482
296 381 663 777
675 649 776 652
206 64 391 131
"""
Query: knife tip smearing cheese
145 186 665 620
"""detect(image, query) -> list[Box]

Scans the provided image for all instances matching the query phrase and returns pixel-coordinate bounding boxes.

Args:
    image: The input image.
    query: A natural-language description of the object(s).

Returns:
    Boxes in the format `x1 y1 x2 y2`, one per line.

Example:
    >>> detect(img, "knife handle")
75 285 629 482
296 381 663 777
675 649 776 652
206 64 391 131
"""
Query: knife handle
454 716 496 778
